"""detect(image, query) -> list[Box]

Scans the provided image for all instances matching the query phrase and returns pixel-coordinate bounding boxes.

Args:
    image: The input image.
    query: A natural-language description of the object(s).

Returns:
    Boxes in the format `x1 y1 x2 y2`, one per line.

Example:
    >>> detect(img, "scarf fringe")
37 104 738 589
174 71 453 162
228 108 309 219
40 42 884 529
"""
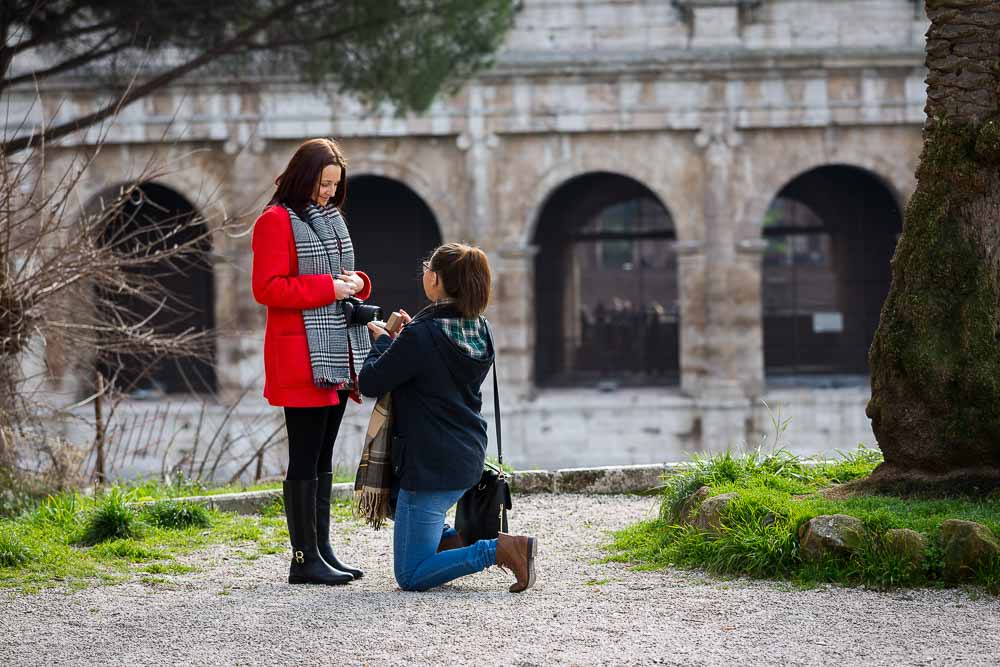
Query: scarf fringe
353 489 391 530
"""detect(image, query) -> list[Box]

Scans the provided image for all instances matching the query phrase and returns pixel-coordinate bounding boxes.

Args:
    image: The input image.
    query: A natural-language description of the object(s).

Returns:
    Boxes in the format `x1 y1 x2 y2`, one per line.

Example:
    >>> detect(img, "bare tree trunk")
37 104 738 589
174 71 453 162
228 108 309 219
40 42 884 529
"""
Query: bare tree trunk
93 372 107 485
866 0 1000 489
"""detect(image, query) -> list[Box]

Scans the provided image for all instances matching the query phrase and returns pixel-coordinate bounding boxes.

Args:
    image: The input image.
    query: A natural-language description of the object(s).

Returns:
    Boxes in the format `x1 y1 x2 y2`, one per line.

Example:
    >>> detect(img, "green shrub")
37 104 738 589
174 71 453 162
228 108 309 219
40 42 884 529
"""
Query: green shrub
35 493 85 530
142 500 211 529
0 528 30 567
77 487 143 545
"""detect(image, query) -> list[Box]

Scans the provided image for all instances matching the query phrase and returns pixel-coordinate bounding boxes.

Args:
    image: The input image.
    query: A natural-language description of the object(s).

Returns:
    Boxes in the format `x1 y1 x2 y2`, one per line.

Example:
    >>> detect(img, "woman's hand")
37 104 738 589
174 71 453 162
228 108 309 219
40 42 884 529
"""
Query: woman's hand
333 277 356 300
399 309 412 326
338 271 365 294
367 321 389 340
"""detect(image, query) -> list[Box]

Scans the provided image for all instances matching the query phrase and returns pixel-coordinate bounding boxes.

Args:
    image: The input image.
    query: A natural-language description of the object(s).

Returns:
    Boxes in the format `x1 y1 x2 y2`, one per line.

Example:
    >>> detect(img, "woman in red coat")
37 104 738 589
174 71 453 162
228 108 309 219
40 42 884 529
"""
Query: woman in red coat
252 138 373 586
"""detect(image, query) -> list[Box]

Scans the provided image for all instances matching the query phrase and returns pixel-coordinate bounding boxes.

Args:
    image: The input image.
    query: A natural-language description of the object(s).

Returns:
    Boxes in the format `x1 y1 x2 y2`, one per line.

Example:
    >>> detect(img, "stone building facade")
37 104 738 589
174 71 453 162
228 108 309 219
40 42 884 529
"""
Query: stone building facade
10 0 930 477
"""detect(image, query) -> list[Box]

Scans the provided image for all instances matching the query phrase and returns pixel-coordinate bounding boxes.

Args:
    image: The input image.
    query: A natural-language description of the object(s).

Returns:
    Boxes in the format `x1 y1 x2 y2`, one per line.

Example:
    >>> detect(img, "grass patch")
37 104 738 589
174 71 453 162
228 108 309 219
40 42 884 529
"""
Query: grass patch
607 446 1000 591
142 500 211 530
0 529 30 567
0 482 318 594
92 539 167 563
77 487 144 546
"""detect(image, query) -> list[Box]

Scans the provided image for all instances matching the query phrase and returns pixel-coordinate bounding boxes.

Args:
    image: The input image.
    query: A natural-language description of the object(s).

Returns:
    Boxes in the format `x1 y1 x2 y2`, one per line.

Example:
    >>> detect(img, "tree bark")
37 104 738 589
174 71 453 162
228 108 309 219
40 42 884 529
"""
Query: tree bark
866 0 1000 489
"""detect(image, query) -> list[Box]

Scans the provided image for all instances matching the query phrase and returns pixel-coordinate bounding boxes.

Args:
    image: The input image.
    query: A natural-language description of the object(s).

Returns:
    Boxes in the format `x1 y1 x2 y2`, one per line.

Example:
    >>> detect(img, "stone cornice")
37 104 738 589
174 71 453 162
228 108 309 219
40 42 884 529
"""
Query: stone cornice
6 47 927 95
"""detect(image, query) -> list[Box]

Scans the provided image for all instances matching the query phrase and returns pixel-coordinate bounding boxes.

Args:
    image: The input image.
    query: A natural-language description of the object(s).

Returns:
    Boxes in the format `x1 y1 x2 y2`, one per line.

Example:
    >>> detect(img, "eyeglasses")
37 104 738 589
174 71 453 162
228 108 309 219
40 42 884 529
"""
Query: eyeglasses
421 260 431 272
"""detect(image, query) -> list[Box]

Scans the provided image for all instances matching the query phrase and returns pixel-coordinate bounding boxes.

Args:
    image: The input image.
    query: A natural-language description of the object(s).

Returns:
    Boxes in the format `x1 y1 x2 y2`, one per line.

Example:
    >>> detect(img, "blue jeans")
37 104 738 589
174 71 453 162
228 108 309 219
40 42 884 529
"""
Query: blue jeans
393 488 497 591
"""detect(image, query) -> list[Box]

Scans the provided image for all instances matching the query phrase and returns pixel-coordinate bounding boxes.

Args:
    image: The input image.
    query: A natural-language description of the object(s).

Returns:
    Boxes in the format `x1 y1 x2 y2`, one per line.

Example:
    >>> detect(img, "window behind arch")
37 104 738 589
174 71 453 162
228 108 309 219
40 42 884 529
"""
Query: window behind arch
534 174 679 388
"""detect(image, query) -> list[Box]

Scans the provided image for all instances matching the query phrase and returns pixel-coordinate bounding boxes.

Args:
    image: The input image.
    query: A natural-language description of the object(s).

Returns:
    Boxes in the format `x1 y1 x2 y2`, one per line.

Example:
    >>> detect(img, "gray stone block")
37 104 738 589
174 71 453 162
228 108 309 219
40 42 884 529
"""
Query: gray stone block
553 464 667 494
184 490 282 515
510 470 555 494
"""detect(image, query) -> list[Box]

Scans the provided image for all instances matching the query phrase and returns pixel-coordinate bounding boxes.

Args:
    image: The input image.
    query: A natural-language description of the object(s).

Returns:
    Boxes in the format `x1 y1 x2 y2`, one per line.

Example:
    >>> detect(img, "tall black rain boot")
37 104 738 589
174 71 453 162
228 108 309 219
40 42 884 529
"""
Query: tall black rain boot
316 472 364 580
284 479 353 586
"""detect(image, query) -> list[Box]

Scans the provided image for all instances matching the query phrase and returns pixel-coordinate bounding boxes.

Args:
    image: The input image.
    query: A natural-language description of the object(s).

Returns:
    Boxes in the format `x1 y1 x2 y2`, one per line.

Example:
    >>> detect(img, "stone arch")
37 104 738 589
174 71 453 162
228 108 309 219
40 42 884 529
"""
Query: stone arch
738 156 905 238
522 156 697 249
89 180 217 395
343 174 444 315
346 156 459 242
531 171 680 387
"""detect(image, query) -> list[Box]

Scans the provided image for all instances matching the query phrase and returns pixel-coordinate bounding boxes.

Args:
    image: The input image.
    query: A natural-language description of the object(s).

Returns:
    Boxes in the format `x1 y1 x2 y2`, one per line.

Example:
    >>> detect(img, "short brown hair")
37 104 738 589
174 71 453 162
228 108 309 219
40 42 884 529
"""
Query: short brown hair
269 138 348 217
429 243 492 318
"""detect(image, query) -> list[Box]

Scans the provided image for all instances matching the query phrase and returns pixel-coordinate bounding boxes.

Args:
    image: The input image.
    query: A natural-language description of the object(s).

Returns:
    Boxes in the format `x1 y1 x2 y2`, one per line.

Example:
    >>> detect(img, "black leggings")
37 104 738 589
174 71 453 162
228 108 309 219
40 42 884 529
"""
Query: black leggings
283 391 350 481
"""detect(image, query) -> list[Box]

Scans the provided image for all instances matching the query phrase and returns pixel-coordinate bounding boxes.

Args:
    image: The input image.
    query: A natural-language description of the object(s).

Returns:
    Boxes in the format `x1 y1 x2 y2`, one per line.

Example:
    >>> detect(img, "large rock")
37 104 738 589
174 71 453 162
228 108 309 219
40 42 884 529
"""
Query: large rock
669 485 710 525
798 514 866 562
883 528 927 568
940 519 1000 581
692 492 739 535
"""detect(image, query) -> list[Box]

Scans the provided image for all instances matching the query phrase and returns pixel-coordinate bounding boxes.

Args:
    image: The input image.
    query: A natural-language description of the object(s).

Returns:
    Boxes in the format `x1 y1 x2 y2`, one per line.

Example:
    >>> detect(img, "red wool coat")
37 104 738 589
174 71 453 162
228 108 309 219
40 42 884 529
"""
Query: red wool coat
251 205 372 407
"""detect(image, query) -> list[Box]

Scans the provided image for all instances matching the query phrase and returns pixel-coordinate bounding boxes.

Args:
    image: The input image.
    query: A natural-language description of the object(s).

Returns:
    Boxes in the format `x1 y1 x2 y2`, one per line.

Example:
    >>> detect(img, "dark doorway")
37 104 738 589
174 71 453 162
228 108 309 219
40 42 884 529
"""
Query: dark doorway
761 165 902 384
343 175 443 317
533 172 679 388
98 182 216 395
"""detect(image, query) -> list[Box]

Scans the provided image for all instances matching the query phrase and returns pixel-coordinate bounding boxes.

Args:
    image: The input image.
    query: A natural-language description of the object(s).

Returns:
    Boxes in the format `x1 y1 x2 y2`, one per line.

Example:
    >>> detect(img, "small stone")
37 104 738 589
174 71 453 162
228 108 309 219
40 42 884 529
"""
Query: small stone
670 485 710 525
692 492 739 535
940 519 1000 581
798 514 866 562
883 528 926 568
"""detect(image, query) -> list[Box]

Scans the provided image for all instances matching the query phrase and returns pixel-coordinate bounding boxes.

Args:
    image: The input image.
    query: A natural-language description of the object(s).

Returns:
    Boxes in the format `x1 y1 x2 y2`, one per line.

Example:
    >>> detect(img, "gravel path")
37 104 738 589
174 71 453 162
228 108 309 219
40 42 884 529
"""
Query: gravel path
2 494 999 666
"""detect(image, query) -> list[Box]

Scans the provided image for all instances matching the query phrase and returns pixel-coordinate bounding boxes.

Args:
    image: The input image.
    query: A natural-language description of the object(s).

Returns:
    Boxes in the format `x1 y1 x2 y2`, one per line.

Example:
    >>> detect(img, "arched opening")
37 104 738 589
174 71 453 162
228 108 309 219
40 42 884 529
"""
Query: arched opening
533 172 679 388
343 175 443 316
97 182 216 395
761 165 902 385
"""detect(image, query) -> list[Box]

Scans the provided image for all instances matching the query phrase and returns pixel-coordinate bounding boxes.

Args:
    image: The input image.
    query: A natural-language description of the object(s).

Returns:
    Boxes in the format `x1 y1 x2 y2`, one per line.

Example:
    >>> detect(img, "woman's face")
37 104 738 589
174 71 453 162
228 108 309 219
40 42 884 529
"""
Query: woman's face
422 260 443 301
312 164 342 207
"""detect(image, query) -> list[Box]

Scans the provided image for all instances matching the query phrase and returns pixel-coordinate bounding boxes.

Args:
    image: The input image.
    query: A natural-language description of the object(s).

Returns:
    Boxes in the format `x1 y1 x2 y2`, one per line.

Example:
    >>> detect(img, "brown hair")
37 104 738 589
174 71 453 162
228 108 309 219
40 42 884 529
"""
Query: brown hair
269 138 348 217
429 243 492 318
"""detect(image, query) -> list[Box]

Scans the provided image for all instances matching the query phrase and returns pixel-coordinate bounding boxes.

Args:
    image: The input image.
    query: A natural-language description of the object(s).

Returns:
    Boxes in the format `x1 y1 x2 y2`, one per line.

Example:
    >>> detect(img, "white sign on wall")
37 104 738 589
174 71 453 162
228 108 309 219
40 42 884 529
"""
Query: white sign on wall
813 311 844 334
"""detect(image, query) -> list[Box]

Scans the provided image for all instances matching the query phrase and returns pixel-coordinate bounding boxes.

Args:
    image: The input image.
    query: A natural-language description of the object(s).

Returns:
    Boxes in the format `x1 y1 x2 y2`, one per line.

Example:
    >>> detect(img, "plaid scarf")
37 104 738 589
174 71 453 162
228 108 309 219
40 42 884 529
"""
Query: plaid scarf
354 394 393 529
287 203 371 387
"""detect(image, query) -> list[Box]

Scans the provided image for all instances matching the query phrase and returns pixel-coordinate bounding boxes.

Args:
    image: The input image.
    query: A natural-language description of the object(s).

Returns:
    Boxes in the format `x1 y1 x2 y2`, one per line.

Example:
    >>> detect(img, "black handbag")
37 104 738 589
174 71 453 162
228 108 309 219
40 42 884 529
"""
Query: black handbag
454 339 511 543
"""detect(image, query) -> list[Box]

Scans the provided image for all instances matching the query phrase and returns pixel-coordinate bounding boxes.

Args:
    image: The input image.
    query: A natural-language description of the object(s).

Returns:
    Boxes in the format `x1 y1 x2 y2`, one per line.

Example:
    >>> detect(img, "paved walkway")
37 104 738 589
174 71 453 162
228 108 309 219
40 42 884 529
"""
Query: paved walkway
2 494 999 666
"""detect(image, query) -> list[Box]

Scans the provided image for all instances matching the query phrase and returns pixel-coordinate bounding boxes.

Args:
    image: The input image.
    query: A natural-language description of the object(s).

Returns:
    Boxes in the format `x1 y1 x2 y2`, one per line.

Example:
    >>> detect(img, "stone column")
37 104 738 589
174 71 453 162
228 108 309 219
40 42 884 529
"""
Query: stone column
733 238 767 398
676 240 708 396
457 83 498 246
492 243 539 398
691 119 754 452
216 131 269 401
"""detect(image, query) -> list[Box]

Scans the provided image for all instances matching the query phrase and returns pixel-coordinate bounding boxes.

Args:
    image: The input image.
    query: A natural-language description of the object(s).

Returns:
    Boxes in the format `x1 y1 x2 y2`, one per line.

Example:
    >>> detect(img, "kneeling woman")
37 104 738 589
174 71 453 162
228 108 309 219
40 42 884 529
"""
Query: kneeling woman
358 243 537 593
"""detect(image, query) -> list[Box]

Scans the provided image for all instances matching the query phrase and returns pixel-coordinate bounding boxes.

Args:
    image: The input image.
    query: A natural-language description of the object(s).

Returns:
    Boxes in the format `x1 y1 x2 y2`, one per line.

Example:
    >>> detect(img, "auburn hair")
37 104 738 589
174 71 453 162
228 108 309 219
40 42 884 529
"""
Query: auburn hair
269 138 348 218
429 243 492 318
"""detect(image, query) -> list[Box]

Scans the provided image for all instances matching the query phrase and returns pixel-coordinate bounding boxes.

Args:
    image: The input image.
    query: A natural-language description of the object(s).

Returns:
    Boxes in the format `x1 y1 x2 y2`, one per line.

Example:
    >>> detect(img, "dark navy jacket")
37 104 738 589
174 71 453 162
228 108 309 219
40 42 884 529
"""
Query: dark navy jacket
358 304 494 492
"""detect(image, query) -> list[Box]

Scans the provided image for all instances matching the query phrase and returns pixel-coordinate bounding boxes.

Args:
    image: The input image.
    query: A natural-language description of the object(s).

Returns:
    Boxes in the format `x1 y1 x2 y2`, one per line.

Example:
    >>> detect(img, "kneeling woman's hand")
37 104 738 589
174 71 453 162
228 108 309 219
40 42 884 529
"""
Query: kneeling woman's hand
367 321 390 340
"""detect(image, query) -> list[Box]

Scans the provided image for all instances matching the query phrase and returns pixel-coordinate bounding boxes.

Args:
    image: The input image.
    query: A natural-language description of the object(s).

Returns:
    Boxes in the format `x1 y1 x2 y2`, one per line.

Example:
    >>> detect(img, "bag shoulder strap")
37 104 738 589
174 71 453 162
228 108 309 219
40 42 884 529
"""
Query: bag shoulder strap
485 321 502 465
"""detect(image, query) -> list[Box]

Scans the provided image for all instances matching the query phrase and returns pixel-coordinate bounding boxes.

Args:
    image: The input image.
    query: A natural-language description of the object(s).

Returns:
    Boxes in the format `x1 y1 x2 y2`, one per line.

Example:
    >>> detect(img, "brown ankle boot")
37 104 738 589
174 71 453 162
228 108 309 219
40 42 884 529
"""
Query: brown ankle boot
495 533 538 593
437 531 466 553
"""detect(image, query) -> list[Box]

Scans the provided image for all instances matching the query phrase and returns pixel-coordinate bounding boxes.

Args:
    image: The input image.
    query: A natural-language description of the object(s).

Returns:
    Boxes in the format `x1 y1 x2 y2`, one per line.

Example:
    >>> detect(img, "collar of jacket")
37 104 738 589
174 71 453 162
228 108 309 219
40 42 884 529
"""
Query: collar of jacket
412 301 465 322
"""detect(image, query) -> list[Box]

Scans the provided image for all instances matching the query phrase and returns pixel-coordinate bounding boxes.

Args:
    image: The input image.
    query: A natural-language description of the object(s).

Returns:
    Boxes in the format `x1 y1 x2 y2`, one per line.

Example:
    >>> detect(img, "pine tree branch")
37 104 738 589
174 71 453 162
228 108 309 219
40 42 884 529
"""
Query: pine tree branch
2 0 299 155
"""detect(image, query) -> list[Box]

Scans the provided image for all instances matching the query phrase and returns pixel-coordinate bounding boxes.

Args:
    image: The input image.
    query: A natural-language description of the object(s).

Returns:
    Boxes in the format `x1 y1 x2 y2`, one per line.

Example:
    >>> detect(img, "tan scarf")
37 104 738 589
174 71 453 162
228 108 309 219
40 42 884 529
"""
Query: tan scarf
353 394 394 529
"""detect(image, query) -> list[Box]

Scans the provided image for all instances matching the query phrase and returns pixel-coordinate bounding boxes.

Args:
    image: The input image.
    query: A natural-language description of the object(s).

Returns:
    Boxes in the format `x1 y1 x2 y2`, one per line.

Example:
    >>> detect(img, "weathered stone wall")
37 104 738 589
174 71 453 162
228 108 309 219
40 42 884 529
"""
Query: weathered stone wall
8 0 930 477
